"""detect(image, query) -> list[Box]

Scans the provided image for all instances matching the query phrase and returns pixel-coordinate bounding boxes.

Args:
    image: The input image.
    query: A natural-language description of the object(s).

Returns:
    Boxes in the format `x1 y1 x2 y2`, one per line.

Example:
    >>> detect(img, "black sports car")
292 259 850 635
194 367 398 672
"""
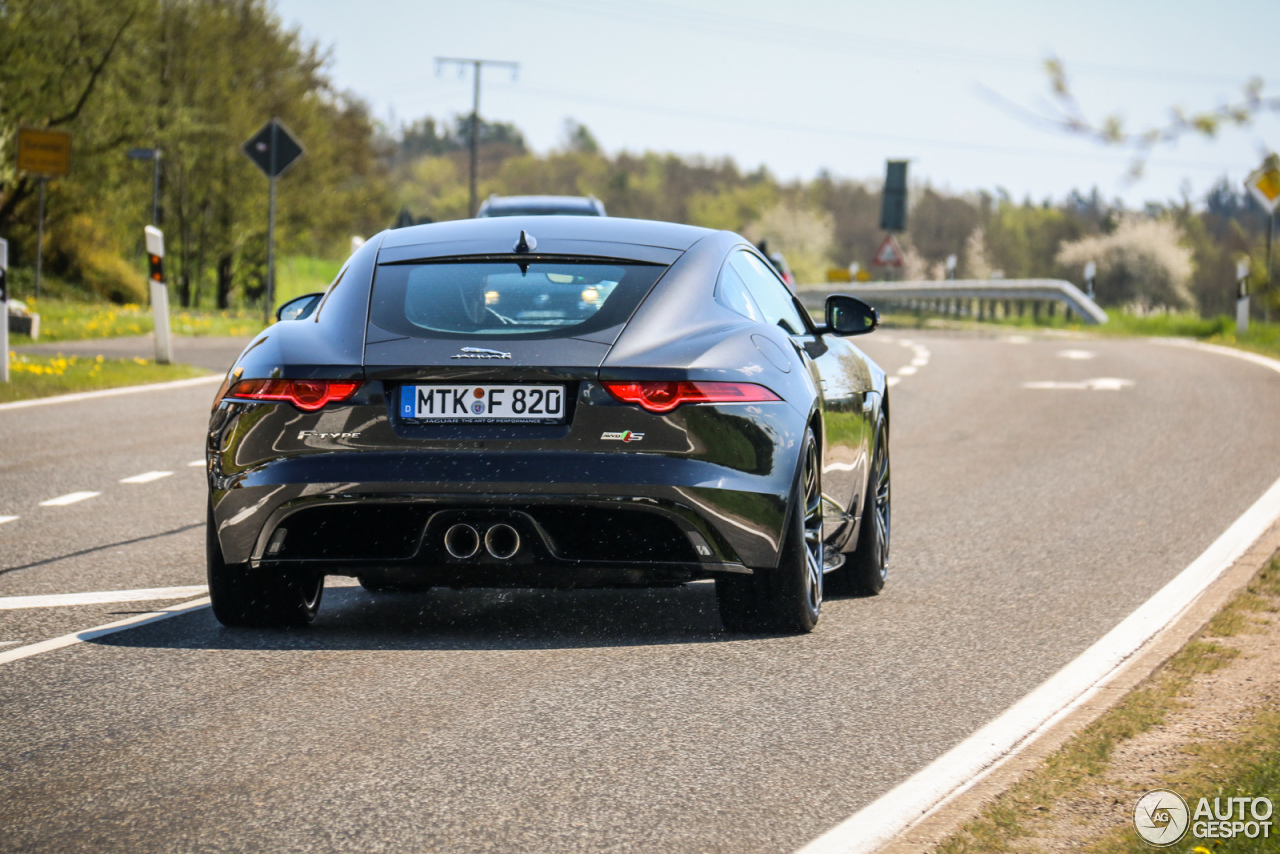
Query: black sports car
206 216 890 633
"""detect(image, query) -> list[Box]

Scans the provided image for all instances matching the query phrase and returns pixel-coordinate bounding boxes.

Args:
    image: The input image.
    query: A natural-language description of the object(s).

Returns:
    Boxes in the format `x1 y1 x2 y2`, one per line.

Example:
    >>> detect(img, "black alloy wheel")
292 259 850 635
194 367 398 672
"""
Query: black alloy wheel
716 427 823 633
833 420 889 596
207 504 324 628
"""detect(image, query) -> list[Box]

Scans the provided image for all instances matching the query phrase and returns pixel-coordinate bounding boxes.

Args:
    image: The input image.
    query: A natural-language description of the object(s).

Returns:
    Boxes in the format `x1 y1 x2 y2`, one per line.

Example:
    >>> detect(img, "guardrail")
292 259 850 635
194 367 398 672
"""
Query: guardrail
796 278 1108 325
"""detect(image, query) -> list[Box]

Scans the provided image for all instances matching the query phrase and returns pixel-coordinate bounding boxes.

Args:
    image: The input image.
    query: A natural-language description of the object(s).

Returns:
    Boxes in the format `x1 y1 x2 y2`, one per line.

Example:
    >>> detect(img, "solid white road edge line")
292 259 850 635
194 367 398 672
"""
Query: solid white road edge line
0 597 211 666
794 338 1280 854
0 374 220 412
0 586 208 610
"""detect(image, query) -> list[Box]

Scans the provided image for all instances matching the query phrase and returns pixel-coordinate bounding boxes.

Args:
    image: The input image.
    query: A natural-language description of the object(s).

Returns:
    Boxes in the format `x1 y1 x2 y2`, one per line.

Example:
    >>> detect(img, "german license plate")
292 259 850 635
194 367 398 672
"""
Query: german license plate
400 384 566 422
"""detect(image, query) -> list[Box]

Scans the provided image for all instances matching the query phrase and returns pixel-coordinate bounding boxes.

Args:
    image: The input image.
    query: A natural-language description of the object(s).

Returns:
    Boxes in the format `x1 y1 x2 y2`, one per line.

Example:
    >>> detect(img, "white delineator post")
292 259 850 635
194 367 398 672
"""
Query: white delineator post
1237 257 1251 336
145 225 172 365
1 238 8 382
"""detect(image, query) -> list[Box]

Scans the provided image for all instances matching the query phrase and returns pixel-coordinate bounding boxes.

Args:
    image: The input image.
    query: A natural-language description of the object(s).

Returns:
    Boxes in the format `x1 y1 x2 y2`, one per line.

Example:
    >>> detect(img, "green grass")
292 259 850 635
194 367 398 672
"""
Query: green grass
4 252 341 340
274 254 342 306
1 352 208 403
872 305 1280 361
7 299 264 344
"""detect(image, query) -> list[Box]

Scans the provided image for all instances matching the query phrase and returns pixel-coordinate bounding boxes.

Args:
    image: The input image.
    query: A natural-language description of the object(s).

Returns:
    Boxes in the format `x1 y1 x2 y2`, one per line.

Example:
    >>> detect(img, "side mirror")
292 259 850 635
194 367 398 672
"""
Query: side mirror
825 294 879 335
276 292 323 322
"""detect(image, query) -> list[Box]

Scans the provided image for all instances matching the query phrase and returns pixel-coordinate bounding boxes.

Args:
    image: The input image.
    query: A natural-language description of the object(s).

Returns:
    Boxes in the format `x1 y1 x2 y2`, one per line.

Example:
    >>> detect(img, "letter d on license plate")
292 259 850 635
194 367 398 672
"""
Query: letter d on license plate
400 384 566 422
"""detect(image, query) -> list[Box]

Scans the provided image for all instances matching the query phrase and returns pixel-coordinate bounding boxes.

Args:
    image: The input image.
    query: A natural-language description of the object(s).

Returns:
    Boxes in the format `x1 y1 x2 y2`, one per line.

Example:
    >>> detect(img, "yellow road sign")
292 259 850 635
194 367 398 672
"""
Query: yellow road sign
1245 154 1280 214
17 128 72 177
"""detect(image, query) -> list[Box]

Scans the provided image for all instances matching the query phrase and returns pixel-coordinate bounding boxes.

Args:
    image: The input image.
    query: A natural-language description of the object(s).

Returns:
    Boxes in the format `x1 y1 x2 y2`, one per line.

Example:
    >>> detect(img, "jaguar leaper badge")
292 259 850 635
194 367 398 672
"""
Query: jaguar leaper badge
451 347 511 360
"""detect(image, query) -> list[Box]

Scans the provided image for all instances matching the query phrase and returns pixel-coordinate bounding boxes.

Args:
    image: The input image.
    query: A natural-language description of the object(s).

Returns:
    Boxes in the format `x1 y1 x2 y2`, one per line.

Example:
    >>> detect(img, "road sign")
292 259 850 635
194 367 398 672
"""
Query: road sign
17 128 72 177
242 119 304 178
1245 154 1280 214
127 147 159 161
872 234 905 267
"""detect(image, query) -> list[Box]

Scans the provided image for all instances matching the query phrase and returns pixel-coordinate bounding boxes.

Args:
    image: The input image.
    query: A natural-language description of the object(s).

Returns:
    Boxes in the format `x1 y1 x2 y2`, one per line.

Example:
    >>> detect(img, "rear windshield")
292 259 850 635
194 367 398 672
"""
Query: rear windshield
369 261 666 339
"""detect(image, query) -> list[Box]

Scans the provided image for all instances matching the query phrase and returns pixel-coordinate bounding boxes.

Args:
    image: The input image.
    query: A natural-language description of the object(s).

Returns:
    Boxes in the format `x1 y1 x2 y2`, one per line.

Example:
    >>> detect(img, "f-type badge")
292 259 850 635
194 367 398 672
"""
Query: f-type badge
451 347 512 360
602 431 644 443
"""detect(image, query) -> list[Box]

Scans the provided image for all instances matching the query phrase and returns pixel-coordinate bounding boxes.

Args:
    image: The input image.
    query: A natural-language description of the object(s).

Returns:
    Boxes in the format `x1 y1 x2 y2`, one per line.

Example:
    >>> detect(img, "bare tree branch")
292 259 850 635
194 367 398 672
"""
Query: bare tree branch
992 56 1279 181
46 8 137 128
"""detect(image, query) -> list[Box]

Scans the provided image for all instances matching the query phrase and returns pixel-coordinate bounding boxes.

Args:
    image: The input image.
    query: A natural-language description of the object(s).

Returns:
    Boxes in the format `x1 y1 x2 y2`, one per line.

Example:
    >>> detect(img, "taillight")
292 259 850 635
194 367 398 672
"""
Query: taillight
601 380 780 413
227 379 362 412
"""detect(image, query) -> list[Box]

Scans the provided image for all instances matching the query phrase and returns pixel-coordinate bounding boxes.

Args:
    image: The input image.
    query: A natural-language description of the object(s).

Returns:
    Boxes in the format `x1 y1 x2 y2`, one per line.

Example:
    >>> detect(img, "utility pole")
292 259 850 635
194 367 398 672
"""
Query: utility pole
434 57 519 217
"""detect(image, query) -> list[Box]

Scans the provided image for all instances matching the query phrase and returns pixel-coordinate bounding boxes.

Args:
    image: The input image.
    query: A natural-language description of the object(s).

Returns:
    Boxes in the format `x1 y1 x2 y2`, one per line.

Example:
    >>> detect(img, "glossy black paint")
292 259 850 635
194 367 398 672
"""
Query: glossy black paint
208 216 887 590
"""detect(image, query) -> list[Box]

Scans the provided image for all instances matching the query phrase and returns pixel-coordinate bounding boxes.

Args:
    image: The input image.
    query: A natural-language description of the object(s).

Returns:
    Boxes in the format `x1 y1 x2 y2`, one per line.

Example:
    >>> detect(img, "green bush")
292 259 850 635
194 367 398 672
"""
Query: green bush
46 215 147 304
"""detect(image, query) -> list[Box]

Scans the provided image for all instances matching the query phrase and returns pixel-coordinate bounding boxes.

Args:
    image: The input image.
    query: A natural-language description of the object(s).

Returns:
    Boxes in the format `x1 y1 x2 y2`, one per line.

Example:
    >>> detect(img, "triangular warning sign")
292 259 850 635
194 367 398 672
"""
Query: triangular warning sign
872 234 904 267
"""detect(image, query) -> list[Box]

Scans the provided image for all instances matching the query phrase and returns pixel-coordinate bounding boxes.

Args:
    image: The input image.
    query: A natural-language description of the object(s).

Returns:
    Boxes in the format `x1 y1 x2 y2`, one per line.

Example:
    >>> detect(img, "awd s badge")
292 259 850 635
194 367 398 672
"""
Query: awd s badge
601 431 644 443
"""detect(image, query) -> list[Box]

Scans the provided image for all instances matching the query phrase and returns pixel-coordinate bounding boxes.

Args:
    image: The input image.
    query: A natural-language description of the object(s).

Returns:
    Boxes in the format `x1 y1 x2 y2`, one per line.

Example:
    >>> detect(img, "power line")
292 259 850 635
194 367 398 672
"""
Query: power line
481 80 1248 173
506 0 1249 87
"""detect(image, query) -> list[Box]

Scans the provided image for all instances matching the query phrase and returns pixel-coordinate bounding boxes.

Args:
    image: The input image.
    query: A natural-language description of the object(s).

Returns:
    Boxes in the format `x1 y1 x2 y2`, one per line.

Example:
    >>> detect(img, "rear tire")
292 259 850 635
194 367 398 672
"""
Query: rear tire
207 504 323 628
827 420 889 596
716 428 822 634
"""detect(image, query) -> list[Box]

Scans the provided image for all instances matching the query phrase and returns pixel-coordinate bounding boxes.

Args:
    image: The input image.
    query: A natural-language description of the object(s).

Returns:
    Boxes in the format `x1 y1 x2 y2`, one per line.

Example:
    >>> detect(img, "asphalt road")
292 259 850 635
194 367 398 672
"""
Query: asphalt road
3 328 1280 854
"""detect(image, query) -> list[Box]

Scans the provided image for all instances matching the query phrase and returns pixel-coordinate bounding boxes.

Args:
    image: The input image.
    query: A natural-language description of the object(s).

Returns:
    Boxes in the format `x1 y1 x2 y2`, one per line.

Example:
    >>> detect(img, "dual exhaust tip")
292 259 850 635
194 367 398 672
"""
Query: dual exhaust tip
444 523 521 561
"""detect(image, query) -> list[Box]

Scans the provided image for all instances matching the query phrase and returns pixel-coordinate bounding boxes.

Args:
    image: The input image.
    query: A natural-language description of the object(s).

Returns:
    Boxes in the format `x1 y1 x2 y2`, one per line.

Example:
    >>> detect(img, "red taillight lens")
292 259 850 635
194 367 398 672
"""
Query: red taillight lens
601 380 780 413
227 379 361 412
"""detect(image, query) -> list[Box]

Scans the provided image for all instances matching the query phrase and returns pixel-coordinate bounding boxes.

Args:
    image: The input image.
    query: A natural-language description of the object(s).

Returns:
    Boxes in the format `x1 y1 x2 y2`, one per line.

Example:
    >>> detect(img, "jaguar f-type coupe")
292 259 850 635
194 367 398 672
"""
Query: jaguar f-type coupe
206 216 890 633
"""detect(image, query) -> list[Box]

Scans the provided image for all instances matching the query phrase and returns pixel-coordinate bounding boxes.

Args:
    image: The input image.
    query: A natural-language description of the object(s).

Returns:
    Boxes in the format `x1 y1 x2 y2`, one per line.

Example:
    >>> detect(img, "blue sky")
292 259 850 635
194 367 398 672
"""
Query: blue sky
273 0 1279 207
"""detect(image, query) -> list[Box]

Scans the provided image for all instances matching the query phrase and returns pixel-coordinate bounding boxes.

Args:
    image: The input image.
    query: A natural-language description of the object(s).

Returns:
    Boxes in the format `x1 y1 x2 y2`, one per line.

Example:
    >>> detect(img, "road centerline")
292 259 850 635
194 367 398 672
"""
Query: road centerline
38 491 101 507
120 471 174 484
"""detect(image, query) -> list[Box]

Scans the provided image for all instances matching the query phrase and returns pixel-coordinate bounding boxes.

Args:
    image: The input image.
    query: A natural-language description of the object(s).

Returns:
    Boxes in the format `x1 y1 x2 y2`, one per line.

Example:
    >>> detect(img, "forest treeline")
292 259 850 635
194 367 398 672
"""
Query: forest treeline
1 0 1273 318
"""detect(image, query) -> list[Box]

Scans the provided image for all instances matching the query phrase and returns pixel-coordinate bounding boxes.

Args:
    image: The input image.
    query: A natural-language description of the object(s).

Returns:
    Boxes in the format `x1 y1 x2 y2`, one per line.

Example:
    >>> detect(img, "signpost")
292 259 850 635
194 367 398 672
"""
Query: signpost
17 128 72 298
145 226 173 365
1 238 8 382
127 147 162 224
1245 154 1280 323
1237 257 1251 335
242 118 304 322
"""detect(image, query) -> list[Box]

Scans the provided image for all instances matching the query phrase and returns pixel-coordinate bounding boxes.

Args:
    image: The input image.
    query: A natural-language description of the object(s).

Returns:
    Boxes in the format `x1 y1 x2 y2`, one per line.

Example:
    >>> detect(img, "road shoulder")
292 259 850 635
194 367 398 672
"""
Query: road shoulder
882 523 1280 854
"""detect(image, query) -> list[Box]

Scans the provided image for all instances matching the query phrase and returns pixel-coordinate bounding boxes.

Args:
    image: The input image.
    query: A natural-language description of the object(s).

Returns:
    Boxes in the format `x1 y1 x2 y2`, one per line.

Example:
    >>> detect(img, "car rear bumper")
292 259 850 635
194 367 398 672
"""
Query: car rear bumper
209 450 791 580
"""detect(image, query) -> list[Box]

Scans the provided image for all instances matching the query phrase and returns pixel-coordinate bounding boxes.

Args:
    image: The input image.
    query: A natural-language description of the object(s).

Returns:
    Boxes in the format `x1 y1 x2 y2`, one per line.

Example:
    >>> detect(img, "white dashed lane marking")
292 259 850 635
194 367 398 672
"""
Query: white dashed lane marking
1058 349 1097 360
887 377 901 387
1022 378 1135 391
187 460 204 467
0 516 17 525
120 471 173 484
897 365 918 376
0 586 208 610
39 492 100 507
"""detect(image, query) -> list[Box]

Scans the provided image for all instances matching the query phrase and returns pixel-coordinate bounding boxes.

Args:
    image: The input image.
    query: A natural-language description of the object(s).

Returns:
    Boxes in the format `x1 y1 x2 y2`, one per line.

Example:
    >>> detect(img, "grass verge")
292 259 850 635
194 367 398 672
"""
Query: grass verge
1 352 208 403
936 554 1280 854
876 309 1280 362
7 299 264 344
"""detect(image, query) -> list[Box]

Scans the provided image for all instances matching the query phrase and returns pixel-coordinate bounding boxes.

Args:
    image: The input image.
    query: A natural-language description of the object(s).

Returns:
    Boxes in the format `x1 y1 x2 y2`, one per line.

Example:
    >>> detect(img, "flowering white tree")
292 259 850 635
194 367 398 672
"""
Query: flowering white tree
1056 217 1196 310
